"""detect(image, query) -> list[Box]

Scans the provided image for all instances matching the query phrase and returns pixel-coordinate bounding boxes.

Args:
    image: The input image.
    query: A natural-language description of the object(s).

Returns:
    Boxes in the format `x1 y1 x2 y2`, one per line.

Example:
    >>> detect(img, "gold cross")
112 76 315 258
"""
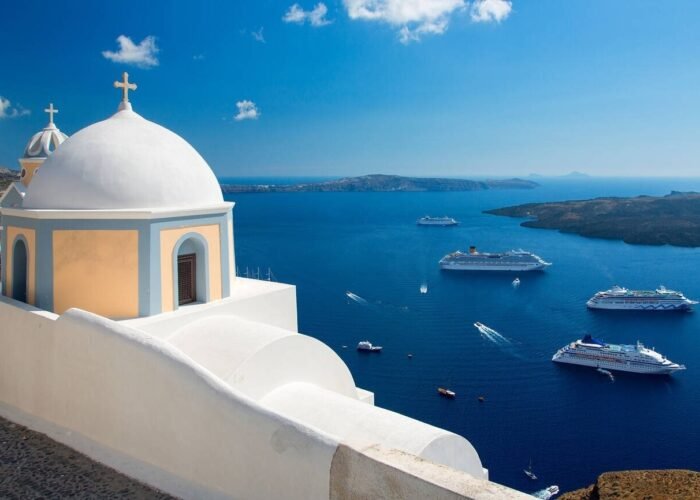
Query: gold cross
44 103 58 125
114 72 137 103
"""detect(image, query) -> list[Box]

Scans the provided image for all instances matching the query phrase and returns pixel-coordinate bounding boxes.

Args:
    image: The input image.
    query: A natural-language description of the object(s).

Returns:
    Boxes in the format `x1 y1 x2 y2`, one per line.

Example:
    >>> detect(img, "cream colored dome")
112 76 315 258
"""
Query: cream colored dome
23 108 223 210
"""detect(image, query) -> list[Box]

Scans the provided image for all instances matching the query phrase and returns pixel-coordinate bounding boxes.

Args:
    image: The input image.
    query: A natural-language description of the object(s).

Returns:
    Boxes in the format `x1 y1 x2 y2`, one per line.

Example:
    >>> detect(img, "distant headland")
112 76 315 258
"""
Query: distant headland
486 191 700 247
220 174 538 193
0 168 20 191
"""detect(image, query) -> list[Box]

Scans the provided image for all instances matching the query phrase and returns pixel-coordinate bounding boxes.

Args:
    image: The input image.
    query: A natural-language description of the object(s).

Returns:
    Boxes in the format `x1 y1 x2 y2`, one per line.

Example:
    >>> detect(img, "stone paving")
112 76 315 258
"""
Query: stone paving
0 415 175 499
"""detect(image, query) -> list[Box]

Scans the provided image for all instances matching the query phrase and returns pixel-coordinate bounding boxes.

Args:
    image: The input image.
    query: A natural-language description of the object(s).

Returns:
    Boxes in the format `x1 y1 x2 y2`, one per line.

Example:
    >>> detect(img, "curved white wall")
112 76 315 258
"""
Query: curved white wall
0 301 338 499
168 315 358 400
261 382 486 479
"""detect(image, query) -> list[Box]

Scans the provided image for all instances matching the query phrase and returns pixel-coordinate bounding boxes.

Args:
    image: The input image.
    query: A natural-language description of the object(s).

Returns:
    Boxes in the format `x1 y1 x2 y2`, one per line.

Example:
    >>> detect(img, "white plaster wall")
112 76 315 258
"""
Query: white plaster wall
126 279 298 337
330 444 531 500
261 382 486 479
168 315 358 401
0 298 338 499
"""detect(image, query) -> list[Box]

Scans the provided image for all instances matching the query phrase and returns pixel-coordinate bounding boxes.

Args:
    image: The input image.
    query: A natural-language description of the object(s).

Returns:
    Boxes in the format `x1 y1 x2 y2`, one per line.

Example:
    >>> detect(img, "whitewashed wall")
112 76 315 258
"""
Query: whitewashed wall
0 297 528 499
0 298 337 499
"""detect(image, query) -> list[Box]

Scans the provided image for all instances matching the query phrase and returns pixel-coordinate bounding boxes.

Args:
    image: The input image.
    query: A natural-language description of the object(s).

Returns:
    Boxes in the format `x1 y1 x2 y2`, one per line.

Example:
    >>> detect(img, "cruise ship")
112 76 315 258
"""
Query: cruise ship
587 285 698 311
439 246 551 271
417 216 458 226
552 335 685 375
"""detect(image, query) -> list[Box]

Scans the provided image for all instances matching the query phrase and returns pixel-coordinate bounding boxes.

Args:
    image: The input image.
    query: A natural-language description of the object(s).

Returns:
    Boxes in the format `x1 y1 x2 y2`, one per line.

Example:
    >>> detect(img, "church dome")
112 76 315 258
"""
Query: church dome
23 122 68 159
23 107 224 210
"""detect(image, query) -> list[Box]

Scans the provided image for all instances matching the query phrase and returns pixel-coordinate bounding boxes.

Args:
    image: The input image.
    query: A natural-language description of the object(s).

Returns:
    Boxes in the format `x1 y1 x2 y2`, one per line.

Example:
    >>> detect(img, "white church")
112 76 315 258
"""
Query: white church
0 75 526 499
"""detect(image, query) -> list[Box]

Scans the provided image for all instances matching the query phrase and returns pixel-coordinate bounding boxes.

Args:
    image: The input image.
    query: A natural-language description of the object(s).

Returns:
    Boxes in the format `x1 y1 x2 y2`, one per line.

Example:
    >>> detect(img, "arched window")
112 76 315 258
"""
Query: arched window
12 238 28 303
173 235 209 308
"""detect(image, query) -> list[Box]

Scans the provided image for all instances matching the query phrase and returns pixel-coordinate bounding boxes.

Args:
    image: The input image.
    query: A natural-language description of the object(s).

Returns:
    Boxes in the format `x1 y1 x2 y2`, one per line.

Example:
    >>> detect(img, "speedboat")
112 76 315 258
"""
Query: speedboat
512 277 521 287
532 485 559 499
357 341 382 352
437 387 456 398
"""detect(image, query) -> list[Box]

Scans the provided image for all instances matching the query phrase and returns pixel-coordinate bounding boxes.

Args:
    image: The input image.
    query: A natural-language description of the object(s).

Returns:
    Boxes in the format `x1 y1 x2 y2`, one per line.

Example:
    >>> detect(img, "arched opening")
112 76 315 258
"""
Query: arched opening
174 235 208 307
12 239 28 303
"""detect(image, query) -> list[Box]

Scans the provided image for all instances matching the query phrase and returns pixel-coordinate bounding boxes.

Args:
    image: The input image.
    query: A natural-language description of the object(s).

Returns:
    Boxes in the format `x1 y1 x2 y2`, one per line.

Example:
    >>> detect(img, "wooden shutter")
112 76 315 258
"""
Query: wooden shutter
178 254 196 305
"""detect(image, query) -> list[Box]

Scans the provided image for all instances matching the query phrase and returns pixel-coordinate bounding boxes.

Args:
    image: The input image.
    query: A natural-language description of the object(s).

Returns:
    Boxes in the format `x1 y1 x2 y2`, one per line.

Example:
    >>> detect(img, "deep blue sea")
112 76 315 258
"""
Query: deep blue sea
224 177 700 494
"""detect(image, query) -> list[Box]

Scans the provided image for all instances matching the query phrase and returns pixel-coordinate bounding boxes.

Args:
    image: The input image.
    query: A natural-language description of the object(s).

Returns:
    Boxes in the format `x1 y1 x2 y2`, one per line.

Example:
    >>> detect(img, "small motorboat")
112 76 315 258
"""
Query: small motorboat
437 387 456 398
477 396 485 403
524 460 538 480
357 341 382 352
420 283 428 294
407 353 413 358
532 485 559 499
512 277 521 287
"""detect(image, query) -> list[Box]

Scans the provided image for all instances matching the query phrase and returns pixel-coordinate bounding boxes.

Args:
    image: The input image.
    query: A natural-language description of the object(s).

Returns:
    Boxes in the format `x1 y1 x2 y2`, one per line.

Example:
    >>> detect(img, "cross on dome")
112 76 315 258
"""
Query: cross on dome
114 72 137 110
44 103 58 126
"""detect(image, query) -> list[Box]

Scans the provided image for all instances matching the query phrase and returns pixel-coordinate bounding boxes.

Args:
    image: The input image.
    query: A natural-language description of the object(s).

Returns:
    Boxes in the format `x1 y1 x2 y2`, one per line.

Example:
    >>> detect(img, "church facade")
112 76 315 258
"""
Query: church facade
1 75 234 318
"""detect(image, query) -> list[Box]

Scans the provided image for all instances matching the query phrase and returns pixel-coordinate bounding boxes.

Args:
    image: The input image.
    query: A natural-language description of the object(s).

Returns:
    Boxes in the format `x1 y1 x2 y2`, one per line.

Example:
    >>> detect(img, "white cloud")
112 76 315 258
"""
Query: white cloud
252 27 266 43
343 0 466 43
470 0 512 23
283 3 332 27
0 96 30 119
283 4 306 23
234 100 260 121
102 35 159 68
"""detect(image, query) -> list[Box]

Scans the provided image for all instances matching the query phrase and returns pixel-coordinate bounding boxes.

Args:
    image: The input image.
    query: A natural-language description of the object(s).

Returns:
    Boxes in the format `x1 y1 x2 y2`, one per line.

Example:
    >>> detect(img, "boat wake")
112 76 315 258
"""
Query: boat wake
346 291 410 314
345 291 368 305
474 322 512 345
596 367 615 382
531 485 560 499
474 322 528 360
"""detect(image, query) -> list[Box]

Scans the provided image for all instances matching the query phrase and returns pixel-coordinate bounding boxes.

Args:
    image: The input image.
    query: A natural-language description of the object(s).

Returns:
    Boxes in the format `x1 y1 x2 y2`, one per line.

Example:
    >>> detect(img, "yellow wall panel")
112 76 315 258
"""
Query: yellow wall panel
160 224 222 313
5 226 36 305
228 219 235 285
53 230 139 318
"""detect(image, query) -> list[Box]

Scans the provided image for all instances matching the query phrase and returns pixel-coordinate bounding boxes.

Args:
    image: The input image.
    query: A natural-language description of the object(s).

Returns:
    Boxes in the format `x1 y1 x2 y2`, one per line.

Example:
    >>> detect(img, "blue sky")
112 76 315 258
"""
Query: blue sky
1 0 699 177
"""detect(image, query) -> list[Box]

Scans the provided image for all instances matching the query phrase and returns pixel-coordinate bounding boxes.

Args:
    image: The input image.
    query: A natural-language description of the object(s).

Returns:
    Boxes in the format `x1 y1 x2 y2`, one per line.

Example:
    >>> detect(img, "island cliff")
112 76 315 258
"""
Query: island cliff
221 174 538 193
561 470 700 499
486 191 700 247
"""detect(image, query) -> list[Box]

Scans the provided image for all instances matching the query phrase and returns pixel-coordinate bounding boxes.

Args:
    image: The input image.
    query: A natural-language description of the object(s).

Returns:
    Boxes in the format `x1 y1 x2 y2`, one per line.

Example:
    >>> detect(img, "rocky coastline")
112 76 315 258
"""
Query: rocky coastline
486 191 700 247
561 469 700 499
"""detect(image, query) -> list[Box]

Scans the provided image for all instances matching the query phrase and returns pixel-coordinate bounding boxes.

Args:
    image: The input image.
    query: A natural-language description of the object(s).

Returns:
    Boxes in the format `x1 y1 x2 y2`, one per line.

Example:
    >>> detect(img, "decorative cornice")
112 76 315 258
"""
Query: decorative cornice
0 202 234 220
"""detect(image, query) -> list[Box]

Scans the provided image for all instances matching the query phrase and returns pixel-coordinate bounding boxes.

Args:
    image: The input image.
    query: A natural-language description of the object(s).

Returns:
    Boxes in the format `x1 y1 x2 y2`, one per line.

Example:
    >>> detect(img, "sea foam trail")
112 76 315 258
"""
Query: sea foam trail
475 323 512 345
474 322 528 361
345 291 369 305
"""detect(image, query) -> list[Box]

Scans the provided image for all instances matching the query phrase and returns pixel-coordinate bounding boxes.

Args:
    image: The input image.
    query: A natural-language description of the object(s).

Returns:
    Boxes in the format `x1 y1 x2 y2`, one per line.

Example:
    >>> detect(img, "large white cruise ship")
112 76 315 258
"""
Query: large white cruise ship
587 285 698 311
439 246 551 271
417 216 459 226
552 335 685 375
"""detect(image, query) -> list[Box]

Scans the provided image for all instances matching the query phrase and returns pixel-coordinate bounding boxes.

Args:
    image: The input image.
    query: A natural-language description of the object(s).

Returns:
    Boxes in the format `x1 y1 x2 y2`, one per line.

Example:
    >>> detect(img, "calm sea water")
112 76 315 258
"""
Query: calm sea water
226 177 700 493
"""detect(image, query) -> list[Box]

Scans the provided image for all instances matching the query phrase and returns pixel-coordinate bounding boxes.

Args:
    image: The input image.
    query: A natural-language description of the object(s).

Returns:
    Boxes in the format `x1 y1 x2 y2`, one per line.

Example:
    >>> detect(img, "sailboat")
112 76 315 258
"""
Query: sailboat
524 459 538 480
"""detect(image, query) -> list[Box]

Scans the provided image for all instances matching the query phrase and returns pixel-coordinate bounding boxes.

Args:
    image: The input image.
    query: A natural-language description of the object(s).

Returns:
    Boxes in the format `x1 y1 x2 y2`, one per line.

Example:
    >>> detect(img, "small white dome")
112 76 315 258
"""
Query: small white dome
23 108 223 210
23 123 68 159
